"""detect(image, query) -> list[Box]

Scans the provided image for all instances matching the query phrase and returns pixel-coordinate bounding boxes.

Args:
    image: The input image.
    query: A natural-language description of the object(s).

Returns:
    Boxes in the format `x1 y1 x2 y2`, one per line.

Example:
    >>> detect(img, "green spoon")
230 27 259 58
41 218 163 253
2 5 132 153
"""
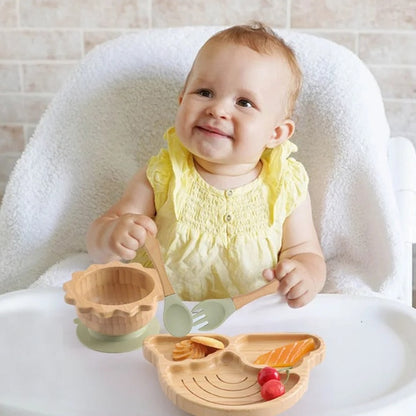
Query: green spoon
144 234 193 337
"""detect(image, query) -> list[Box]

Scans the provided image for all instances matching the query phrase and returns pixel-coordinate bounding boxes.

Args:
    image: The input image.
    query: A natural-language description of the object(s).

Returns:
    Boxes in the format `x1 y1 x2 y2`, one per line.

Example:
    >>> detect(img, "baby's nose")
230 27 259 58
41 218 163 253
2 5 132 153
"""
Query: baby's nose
206 100 231 119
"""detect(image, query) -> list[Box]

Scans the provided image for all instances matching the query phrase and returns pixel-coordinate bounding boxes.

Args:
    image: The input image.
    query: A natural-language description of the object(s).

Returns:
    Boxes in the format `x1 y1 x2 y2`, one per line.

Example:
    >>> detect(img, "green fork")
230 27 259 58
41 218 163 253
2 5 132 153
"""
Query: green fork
192 279 280 330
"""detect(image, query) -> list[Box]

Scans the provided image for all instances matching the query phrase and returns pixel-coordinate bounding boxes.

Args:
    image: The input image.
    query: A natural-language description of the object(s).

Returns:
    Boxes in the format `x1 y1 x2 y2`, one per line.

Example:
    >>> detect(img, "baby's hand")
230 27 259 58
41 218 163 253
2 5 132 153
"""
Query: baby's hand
105 213 157 261
262 258 317 308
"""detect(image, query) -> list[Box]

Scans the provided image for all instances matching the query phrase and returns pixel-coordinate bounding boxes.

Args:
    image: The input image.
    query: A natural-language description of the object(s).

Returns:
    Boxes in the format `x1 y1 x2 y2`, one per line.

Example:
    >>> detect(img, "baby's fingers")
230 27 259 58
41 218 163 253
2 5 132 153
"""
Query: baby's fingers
278 271 301 296
109 232 139 260
274 259 296 281
132 215 157 235
287 287 314 308
262 268 276 281
117 245 138 261
286 280 308 300
128 225 149 249
273 260 296 293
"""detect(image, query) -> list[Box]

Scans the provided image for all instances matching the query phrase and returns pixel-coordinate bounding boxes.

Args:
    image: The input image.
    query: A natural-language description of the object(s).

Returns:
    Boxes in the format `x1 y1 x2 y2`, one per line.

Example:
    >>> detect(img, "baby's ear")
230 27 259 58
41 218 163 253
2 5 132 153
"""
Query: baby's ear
266 119 295 149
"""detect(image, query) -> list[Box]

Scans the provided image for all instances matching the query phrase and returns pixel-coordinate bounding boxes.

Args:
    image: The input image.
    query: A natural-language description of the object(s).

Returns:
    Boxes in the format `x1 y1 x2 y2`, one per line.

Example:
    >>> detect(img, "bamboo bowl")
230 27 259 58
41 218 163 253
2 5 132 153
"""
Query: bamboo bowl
64 261 163 336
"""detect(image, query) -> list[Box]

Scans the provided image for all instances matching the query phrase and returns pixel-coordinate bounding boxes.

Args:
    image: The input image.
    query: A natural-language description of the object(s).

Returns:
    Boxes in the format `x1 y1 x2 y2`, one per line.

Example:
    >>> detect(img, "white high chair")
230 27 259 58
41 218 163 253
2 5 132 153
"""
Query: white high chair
0 26 415 305
1 27 416 416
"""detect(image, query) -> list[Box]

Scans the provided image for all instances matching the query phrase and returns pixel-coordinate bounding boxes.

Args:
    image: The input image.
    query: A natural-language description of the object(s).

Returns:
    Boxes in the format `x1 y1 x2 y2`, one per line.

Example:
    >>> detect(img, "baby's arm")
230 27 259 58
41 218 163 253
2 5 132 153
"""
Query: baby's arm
86 166 157 263
263 193 326 308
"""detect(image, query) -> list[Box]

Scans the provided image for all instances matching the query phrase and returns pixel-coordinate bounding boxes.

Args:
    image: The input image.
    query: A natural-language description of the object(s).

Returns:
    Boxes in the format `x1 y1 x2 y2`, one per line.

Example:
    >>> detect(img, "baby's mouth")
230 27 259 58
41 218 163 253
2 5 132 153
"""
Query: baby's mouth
197 125 232 139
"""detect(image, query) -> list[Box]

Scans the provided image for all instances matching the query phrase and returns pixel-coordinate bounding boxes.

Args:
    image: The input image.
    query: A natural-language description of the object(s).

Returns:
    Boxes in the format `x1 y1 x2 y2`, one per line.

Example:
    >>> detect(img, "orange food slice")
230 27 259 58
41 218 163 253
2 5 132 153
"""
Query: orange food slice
254 337 316 367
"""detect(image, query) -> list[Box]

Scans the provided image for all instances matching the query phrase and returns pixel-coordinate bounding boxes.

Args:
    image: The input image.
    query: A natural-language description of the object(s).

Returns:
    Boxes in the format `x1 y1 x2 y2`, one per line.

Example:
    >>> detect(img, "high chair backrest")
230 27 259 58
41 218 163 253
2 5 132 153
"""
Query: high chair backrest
0 27 406 300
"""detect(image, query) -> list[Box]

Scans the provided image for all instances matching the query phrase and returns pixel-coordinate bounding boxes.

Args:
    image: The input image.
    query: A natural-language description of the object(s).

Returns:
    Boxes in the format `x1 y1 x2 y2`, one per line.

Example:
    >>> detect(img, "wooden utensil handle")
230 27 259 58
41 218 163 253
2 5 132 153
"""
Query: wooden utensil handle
144 234 175 296
232 279 279 310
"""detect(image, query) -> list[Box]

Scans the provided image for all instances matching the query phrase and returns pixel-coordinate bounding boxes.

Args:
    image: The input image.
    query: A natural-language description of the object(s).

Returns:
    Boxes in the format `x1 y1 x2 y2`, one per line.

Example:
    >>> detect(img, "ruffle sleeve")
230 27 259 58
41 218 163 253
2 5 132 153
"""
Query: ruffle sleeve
147 127 193 215
281 156 309 217
163 127 194 217
262 140 309 224
146 147 172 211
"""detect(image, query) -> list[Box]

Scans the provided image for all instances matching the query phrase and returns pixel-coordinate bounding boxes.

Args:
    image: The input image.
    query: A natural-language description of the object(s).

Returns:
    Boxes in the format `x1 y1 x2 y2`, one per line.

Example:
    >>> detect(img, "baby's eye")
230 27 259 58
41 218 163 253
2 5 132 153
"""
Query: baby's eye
196 89 213 98
237 98 254 108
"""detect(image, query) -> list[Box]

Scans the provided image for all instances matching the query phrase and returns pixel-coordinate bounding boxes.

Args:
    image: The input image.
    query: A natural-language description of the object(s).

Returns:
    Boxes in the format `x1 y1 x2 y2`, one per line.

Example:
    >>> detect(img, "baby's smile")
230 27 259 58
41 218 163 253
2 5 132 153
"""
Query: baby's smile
196 124 233 139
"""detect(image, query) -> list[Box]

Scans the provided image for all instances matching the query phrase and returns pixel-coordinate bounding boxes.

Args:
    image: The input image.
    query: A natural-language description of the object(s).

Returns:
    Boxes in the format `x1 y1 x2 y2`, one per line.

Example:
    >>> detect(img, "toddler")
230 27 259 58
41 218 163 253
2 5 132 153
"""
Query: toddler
87 23 326 308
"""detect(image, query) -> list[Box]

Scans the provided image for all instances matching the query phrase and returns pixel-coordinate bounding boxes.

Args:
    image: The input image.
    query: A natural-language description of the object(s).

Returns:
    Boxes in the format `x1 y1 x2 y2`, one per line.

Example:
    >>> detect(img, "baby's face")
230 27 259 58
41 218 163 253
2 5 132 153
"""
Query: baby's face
175 40 293 171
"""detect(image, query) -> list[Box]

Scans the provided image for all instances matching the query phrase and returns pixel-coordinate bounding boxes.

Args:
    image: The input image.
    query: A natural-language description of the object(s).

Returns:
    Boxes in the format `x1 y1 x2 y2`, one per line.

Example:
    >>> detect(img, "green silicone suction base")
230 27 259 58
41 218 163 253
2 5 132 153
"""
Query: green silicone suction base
74 317 160 353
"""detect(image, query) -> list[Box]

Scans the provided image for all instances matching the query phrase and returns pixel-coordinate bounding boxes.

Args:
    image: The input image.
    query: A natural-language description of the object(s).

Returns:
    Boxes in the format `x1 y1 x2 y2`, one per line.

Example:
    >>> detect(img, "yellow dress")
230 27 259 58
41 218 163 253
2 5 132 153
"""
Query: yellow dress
134 127 308 301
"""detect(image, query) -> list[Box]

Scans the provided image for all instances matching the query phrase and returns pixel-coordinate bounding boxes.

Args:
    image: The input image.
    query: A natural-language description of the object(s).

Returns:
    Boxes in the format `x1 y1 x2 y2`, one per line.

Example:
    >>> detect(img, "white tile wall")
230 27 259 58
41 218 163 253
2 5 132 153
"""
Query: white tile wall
1 1 414 176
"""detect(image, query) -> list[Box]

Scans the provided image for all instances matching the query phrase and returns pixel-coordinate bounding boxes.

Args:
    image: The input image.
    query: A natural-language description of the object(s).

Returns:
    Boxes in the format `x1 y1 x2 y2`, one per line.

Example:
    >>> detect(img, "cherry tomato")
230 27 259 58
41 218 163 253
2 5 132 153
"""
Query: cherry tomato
257 366 280 386
261 379 285 400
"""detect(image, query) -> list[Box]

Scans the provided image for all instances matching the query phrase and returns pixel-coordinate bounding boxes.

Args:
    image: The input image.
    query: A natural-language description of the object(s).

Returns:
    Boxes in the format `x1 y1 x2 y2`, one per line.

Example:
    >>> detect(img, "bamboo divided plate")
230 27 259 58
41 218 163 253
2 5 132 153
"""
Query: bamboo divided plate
143 332 325 416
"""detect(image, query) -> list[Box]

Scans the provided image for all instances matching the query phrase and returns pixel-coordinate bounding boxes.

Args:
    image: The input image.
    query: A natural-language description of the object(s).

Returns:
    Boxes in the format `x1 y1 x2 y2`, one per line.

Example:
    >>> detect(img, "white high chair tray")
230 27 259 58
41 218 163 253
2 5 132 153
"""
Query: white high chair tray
0 287 415 416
